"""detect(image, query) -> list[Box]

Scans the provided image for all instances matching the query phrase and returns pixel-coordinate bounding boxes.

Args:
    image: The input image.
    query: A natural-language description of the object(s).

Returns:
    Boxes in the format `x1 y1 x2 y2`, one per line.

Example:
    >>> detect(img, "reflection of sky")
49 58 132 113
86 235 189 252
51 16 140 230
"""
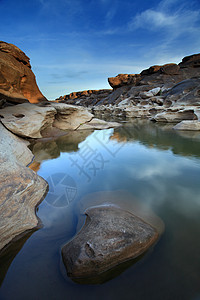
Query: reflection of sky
1 124 200 299
36 127 200 224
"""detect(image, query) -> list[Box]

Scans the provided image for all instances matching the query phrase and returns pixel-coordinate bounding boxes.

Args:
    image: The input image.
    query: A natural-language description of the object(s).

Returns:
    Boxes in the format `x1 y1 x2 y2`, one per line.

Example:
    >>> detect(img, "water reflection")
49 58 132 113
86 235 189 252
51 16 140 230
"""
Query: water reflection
110 120 200 158
1 120 200 299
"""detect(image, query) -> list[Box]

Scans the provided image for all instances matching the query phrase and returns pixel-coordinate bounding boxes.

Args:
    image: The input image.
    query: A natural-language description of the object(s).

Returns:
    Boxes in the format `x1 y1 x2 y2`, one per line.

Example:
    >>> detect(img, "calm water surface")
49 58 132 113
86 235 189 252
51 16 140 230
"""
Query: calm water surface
0 120 200 300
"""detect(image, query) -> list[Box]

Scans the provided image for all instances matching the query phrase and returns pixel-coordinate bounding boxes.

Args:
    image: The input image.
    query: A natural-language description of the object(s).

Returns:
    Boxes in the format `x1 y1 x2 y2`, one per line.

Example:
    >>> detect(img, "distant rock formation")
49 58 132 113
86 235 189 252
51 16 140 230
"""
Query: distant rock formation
0 41 47 107
56 89 112 106
56 53 200 130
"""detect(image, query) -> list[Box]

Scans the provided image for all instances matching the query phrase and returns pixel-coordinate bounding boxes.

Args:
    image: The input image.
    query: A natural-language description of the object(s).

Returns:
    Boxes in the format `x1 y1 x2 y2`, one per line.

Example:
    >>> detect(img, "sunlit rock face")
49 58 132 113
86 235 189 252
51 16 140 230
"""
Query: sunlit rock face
61 206 159 280
0 41 47 106
0 123 48 251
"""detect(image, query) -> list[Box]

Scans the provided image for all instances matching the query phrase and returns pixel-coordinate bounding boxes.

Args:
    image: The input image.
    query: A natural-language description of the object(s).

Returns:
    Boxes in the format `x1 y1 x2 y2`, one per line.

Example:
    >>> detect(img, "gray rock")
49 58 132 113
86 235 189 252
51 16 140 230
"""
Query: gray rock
173 120 200 131
61 206 159 279
0 123 48 251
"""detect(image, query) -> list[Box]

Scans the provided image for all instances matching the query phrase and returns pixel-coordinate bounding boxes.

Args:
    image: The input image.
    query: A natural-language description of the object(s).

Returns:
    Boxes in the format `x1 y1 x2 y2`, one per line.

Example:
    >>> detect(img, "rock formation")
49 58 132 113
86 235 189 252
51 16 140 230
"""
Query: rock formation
0 41 47 106
0 102 121 139
0 123 48 251
61 206 159 280
57 53 200 130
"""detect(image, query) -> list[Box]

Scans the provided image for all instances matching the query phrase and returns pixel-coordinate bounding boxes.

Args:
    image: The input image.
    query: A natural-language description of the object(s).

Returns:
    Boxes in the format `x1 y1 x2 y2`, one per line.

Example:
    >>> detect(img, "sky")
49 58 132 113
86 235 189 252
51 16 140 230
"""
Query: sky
1 0 200 99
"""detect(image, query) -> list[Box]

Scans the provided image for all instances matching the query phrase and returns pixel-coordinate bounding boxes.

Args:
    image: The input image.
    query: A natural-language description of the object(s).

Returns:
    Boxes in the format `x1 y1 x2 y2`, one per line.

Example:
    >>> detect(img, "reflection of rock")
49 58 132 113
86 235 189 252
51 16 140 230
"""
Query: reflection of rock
29 129 94 163
0 123 48 251
0 41 47 105
28 161 41 172
0 230 35 286
62 206 159 280
78 118 121 130
110 121 200 158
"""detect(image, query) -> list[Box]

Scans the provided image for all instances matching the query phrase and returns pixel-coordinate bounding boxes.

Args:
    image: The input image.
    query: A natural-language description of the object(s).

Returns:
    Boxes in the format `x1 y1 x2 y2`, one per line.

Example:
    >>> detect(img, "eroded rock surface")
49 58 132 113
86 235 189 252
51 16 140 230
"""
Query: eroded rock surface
57 53 200 128
0 41 47 106
61 206 159 279
0 123 48 251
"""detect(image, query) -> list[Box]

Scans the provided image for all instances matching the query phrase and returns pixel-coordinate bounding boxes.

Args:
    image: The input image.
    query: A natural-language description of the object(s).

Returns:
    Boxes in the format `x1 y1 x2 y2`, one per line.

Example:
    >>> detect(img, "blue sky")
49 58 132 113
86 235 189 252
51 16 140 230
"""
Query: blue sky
1 0 200 99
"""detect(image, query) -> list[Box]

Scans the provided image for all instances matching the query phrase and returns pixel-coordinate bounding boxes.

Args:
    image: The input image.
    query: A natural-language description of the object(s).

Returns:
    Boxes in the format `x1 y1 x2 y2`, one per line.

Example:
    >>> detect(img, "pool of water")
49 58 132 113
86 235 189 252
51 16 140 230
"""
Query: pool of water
0 120 200 300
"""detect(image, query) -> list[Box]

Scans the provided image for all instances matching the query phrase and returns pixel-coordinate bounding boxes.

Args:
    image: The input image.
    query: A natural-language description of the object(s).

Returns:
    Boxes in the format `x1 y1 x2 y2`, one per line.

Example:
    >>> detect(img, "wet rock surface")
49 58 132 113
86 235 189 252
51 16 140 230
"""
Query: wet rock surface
61 206 159 279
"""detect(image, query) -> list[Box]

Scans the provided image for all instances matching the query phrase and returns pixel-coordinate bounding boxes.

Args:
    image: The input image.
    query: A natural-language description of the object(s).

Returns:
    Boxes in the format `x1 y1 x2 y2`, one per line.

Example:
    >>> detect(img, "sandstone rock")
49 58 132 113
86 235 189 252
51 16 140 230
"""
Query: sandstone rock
78 118 121 130
0 41 47 104
173 120 200 131
51 103 93 130
0 123 48 251
108 74 141 89
0 103 56 138
61 206 159 279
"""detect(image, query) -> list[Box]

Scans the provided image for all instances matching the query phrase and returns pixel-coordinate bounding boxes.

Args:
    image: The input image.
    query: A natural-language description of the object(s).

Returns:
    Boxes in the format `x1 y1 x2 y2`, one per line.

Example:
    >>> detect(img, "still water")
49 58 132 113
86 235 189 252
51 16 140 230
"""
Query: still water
0 120 200 300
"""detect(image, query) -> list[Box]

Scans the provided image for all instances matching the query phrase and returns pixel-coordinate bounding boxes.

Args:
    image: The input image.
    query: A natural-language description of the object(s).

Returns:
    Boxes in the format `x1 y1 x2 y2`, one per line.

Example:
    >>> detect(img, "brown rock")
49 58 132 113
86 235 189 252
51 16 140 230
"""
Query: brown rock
108 74 141 89
61 206 159 279
0 41 47 105
179 53 200 68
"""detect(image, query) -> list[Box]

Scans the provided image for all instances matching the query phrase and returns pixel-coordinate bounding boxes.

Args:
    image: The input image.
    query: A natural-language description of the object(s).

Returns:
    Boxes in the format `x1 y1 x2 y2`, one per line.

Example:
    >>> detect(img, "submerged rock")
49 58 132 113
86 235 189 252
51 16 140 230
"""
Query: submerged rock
61 206 159 279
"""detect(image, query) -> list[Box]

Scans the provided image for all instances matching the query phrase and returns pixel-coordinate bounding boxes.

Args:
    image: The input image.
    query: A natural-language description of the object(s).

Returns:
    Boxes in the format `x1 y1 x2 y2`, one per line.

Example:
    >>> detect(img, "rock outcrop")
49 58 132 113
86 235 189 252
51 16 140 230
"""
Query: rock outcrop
0 123 48 251
0 41 47 106
0 102 120 139
56 89 112 106
57 53 200 129
62 206 159 280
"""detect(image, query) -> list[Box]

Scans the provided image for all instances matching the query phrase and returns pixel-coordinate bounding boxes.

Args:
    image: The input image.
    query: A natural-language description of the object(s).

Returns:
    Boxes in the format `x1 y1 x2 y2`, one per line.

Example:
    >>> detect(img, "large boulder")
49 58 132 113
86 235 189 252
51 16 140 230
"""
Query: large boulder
163 78 200 106
0 41 47 105
0 123 48 251
61 206 159 280
0 103 57 138
51 103 93 130
108 74 141 89
173 120 200 131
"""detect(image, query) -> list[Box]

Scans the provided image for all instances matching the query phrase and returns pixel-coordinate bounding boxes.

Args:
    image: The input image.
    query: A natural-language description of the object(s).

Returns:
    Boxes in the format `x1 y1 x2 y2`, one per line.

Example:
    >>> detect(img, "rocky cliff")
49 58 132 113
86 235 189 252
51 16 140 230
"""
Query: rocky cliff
0 41 47 107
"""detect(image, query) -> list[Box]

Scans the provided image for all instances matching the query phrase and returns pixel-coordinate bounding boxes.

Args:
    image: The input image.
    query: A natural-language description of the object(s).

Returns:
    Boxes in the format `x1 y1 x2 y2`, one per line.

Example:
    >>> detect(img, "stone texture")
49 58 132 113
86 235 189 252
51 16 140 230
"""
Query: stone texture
108 74 141 89
51 103 93 130
61 206 159 279
152 109 198 123
0 123 48 251
0 41 47 105
173 120 200 131
0 103 57 138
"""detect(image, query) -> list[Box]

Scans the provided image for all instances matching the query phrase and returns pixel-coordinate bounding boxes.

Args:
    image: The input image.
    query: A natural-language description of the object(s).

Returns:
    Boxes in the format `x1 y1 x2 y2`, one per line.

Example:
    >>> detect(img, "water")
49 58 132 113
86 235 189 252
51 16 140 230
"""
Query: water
0 120 200 300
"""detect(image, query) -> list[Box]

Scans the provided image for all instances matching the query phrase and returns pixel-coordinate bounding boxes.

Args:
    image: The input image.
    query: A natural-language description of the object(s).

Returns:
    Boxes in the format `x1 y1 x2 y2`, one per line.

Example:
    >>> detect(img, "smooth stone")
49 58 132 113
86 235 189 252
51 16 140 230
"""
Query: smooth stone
0 103 56 138
0 123 48 251
61 206 159 279
51 103 93 130
173 120 200 131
